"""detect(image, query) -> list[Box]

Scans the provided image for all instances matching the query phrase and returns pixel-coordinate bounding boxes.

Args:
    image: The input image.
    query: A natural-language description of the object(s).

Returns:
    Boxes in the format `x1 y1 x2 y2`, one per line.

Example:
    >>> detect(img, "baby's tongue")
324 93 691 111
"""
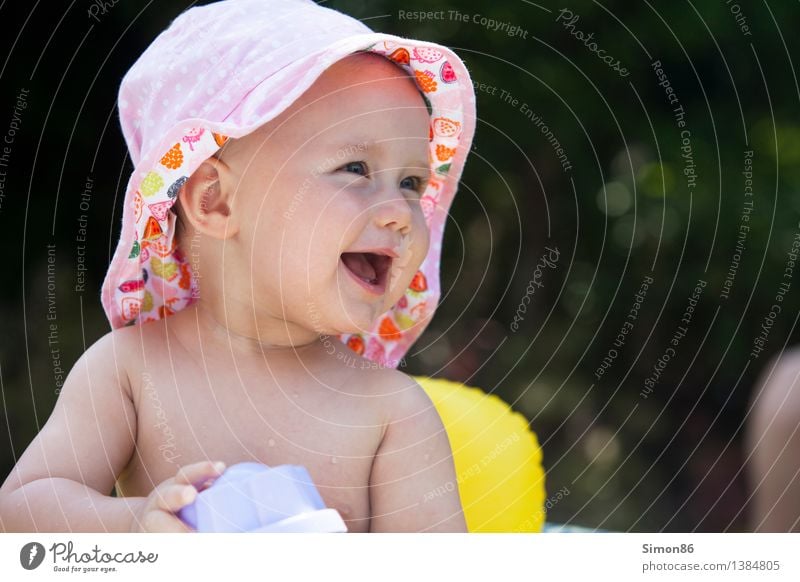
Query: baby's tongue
341 252 376 281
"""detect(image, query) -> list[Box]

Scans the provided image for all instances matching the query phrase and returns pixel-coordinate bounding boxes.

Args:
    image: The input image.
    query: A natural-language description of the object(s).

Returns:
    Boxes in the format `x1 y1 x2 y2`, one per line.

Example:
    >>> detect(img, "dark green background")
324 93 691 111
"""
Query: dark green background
1 0 798 531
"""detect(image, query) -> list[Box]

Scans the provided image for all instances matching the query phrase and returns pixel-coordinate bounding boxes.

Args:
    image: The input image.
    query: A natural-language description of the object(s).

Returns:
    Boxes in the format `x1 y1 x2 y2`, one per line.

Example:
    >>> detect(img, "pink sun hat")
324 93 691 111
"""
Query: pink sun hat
102 0 477 368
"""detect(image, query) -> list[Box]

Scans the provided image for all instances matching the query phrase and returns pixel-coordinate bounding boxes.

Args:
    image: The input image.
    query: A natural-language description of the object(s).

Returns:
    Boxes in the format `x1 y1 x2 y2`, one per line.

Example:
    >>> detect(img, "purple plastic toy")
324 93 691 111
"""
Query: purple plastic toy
178 462 347 533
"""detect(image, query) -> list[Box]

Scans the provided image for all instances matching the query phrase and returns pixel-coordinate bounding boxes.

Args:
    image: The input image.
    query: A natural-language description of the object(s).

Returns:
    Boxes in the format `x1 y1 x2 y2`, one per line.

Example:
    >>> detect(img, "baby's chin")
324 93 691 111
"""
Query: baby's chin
328 300 388 337
300 295 384 338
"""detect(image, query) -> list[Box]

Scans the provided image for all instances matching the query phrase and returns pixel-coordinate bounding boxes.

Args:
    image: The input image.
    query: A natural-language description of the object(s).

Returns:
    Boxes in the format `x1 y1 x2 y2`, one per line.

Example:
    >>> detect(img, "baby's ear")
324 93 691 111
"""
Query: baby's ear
179 157 239 240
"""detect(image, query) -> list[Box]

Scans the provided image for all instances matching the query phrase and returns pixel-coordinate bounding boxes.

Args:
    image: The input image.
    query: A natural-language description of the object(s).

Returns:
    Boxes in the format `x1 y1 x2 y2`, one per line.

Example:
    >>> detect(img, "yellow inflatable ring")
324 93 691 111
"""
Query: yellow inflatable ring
414 376 547 532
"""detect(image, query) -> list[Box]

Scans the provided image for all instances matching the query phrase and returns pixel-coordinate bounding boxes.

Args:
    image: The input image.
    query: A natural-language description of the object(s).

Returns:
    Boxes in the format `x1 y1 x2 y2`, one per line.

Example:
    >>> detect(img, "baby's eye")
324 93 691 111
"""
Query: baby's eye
400 175 426 194
340 161 368 176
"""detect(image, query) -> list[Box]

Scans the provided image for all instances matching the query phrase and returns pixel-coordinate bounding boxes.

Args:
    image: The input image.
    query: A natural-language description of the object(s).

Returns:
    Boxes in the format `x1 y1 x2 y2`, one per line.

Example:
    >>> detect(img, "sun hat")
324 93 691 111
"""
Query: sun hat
102 0 476 368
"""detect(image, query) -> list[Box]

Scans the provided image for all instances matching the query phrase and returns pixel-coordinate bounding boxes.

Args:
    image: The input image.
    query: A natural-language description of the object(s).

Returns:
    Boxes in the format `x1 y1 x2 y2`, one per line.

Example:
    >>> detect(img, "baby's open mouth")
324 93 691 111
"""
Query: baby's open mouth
340 251 393 294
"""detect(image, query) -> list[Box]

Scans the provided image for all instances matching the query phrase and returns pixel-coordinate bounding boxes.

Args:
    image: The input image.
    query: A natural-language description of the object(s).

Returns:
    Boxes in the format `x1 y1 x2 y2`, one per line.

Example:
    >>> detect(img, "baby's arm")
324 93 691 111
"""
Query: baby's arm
368 373 467 532
0 332 142 531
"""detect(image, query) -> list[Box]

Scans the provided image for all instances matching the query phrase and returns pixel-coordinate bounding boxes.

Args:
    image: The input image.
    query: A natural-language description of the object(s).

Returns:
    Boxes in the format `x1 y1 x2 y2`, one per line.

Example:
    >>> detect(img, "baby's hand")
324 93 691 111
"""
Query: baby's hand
129 460 226 532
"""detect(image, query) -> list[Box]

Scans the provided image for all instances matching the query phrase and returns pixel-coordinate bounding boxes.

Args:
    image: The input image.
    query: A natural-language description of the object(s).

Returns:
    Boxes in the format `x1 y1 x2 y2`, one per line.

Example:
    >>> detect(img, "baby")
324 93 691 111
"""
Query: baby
0 0 475 533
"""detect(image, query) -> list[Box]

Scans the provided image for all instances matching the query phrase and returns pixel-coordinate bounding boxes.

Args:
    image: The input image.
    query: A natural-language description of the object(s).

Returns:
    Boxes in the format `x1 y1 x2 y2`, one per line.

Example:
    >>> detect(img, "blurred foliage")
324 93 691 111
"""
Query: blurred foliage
1 0 799 531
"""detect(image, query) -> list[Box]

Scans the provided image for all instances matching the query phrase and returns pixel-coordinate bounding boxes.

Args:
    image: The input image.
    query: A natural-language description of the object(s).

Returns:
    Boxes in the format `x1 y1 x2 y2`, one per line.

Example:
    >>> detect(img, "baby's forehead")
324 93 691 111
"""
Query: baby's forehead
308 52 426 107
273 62 428 136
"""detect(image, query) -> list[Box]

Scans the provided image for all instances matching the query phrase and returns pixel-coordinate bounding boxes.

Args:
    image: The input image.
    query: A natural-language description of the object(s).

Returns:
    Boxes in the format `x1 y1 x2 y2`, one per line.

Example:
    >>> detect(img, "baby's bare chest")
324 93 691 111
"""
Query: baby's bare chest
118 361 383 532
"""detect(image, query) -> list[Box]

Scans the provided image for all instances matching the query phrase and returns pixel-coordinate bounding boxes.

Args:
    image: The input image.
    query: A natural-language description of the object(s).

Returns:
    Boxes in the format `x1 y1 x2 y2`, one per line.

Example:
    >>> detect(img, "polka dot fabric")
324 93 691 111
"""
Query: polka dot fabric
102 0 477 369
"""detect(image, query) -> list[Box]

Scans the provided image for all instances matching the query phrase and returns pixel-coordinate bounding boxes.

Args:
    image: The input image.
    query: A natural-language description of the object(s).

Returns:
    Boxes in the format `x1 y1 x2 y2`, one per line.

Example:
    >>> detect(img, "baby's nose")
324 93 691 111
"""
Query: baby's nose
373 193 413 235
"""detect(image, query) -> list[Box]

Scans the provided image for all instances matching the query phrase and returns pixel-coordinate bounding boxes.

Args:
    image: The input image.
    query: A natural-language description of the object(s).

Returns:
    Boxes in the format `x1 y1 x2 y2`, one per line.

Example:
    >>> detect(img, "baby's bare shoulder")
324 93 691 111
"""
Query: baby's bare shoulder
83 321 170 394
90 322 150 362
79 327 136 386
354 365 434 423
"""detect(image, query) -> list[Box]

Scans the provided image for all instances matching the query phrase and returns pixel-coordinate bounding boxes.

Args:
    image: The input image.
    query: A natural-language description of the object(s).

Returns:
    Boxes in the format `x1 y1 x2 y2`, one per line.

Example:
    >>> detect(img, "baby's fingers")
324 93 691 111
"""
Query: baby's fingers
141 508 195 533
174 460 226 489
155 484 197 514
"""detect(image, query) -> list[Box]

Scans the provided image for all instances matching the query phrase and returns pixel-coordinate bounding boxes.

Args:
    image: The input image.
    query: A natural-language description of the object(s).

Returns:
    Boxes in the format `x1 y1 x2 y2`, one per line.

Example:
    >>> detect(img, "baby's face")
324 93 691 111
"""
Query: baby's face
221 54 431 337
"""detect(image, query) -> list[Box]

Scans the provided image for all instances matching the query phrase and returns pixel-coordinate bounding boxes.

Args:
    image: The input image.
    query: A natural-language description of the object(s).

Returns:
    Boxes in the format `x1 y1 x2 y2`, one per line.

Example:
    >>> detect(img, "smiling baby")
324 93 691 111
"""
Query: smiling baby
0 0 476 533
